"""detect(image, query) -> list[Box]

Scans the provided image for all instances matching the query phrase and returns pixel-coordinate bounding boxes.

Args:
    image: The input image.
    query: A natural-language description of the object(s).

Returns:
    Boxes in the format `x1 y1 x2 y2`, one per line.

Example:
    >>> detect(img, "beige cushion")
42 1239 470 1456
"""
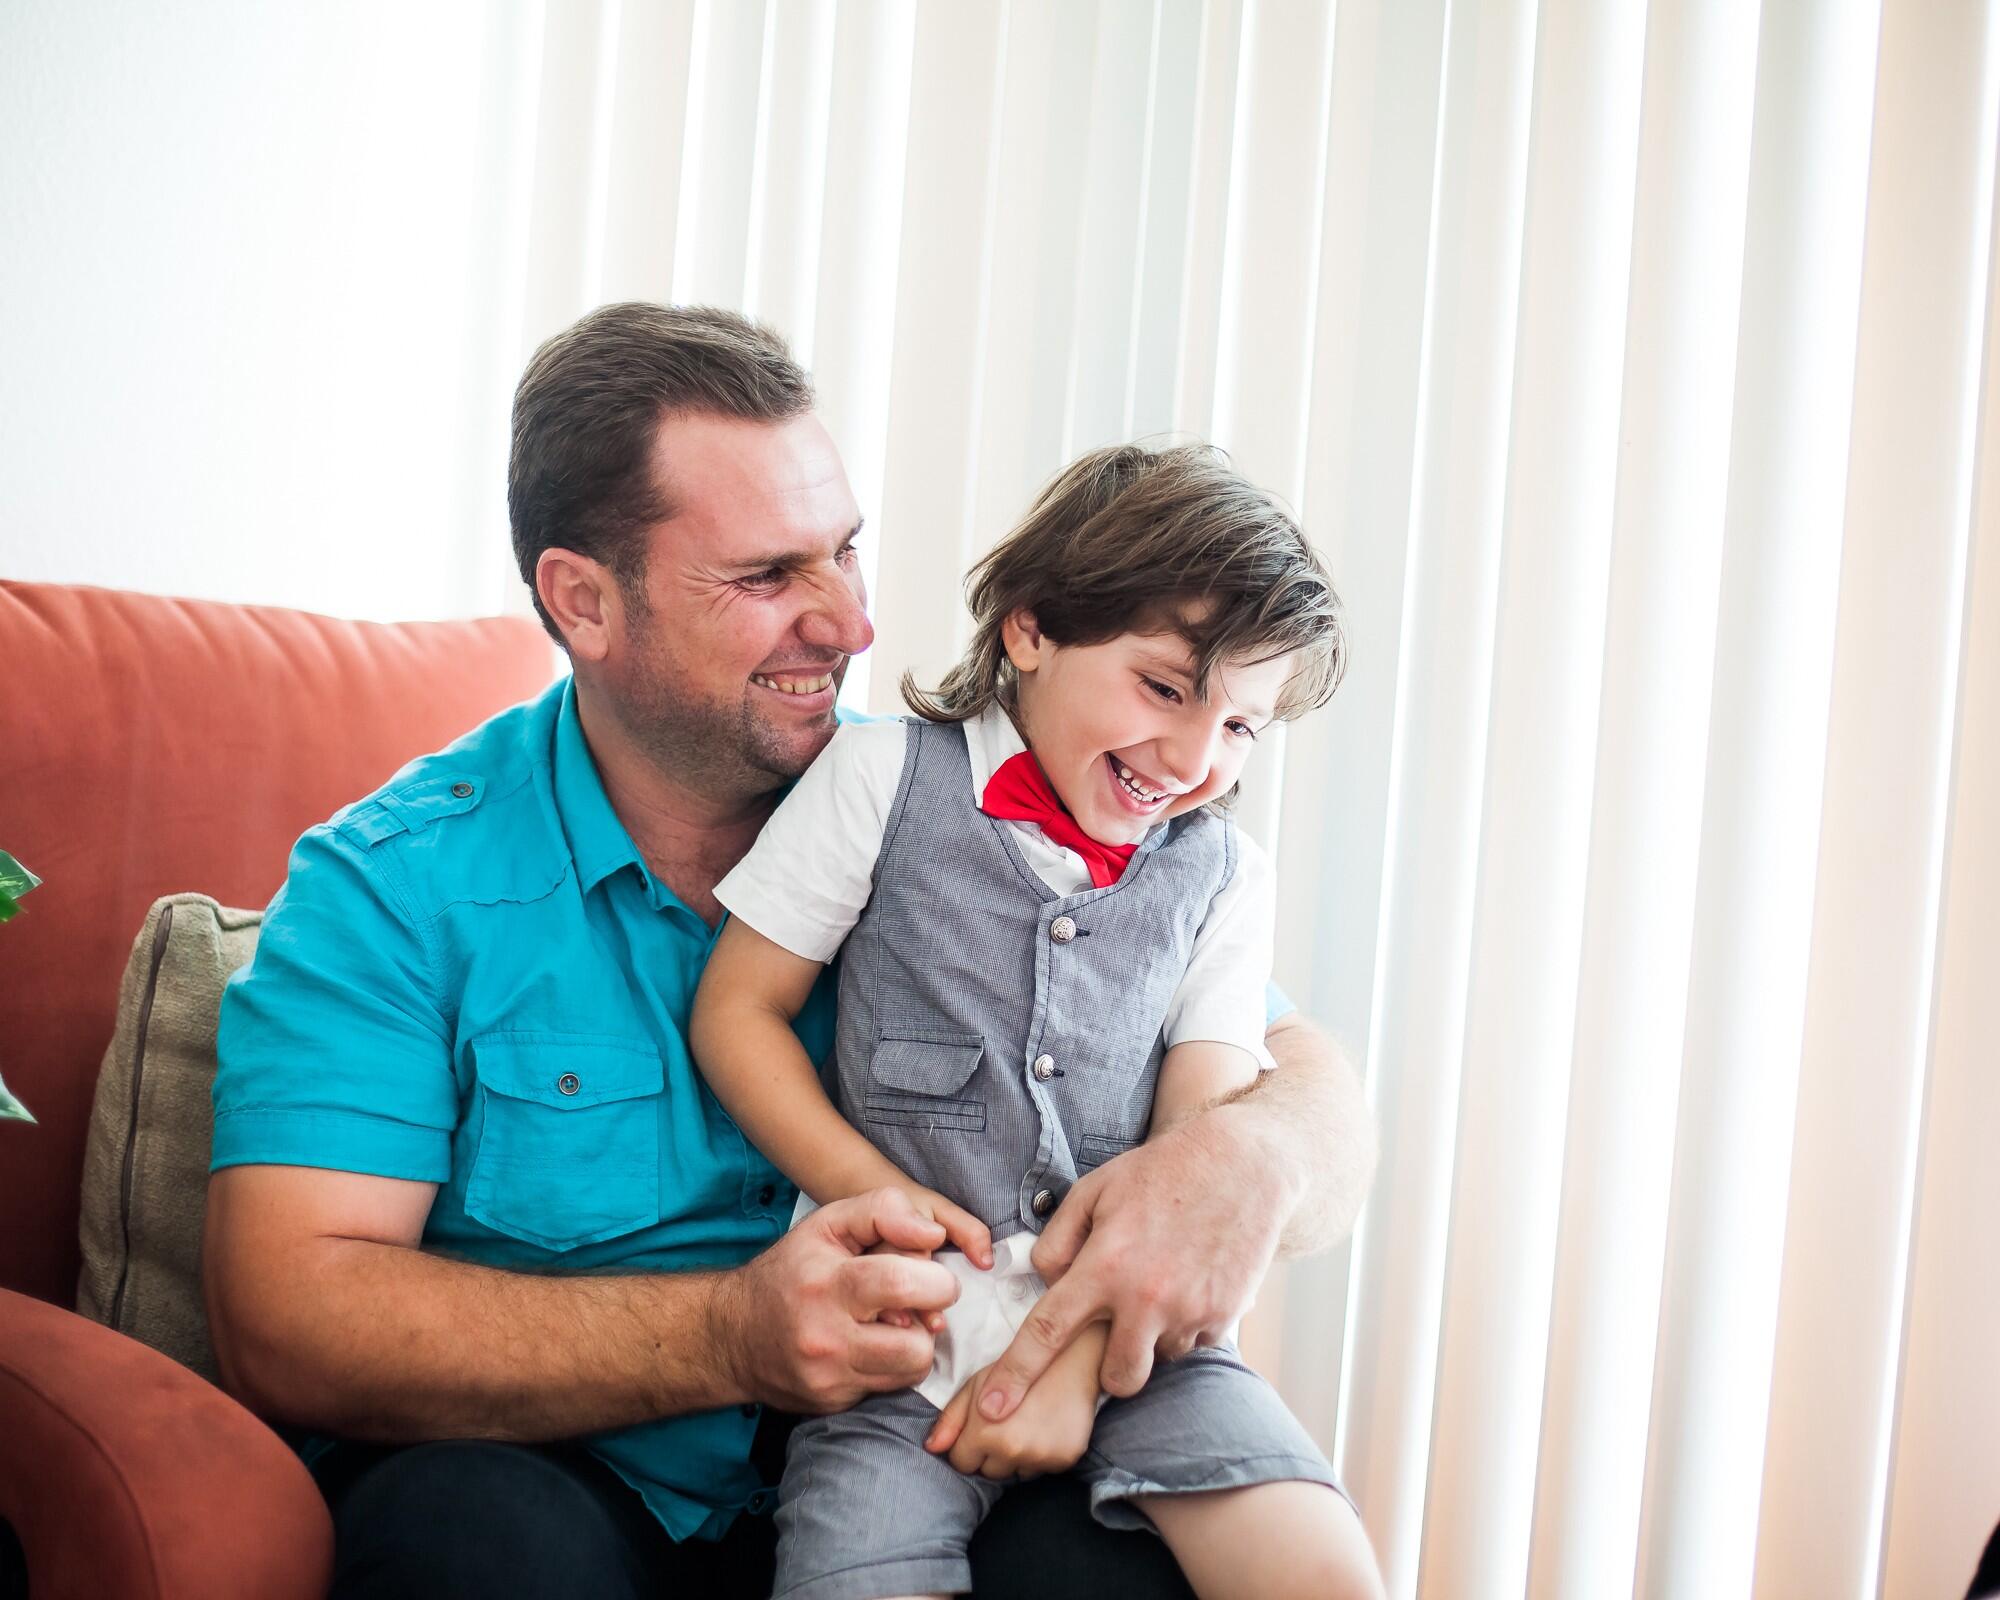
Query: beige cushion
76 894 260 1381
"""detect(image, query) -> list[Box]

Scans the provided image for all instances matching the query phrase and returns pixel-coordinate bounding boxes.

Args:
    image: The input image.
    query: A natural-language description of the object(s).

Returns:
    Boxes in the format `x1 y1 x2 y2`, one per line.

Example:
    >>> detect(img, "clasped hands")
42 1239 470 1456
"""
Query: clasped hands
738 1112 1284 1482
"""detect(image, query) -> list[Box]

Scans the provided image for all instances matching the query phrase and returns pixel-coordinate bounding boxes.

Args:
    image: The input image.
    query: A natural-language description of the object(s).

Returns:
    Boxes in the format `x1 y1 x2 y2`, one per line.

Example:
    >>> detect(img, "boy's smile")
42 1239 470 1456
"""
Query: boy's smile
1003 610 1293 847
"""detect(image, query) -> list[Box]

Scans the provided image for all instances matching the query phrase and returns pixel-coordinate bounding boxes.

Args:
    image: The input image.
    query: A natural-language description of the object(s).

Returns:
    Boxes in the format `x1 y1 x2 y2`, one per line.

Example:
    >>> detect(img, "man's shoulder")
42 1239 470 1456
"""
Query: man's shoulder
312 683 567 906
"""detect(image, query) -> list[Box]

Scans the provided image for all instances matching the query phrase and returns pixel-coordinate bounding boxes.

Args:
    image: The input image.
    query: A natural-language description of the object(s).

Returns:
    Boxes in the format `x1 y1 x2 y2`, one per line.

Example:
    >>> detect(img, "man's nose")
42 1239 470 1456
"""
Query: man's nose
798 570 874 657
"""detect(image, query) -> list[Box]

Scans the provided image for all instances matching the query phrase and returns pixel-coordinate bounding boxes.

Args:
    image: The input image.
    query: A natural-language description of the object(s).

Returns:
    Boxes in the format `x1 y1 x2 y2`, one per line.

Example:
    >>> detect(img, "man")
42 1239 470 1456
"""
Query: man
204 304 1378 1597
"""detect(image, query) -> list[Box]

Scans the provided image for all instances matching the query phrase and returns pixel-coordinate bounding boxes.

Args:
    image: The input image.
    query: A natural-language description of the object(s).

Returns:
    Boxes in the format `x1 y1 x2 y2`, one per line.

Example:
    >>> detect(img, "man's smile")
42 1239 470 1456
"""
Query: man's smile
751 671 836 695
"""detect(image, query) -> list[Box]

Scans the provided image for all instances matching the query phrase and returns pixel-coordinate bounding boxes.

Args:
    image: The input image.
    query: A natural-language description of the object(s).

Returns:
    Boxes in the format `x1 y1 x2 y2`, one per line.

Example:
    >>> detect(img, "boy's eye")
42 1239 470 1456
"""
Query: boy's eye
1142 676 1181 704
1228 720 1258 741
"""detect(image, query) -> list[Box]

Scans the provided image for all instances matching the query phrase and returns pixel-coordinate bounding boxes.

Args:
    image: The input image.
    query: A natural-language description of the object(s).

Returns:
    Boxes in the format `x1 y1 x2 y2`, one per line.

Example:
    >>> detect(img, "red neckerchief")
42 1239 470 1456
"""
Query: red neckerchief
979 750 1137 890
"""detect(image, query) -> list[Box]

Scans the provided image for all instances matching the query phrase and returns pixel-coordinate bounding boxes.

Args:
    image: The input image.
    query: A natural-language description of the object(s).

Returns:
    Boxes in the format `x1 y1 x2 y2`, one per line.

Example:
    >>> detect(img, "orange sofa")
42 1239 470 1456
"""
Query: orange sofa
0 581 554 1598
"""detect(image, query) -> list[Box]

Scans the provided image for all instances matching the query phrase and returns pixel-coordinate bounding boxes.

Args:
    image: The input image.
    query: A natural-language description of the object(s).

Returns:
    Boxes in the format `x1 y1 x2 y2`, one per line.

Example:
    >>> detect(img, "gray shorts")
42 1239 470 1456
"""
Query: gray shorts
771 1344 1348 1600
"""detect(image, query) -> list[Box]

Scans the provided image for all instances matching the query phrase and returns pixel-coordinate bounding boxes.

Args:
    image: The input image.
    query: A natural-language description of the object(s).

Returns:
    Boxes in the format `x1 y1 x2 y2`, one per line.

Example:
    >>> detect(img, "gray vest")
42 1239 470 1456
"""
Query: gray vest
831 717 1238 1242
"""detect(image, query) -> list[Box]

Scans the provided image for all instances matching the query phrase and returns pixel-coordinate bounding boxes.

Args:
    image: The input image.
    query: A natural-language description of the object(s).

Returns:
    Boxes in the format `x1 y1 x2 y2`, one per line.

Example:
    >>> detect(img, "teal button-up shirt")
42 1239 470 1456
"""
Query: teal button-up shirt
214 673 1294 1540
214 676 832 1538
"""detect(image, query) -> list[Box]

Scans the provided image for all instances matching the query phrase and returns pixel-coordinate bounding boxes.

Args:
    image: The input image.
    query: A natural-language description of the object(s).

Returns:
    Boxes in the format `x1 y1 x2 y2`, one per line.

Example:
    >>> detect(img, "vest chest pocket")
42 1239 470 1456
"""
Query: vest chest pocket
466 1034 664 1251
1076 1133 1141 1172
864 1033 986 1132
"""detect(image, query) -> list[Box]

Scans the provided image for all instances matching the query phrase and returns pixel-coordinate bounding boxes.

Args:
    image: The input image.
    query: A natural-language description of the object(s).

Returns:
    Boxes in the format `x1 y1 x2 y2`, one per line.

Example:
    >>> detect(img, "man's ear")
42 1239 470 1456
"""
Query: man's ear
1000 608 1045 674
536 548 621 663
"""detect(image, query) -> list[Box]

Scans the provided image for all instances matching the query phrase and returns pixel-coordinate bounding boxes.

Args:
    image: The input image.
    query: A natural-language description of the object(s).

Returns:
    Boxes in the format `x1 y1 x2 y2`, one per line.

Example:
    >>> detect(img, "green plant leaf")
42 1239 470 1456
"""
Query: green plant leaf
0 1071 34 1124
0 849 40 902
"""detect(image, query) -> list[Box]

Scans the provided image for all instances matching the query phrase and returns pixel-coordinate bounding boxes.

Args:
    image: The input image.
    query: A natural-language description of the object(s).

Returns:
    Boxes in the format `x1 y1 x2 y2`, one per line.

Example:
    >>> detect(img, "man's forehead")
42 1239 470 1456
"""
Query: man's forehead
649 410 859 542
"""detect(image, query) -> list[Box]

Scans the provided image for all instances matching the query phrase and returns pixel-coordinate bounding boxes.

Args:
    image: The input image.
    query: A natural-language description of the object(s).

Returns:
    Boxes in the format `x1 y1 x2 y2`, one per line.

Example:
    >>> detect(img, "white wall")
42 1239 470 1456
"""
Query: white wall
0 0 539 621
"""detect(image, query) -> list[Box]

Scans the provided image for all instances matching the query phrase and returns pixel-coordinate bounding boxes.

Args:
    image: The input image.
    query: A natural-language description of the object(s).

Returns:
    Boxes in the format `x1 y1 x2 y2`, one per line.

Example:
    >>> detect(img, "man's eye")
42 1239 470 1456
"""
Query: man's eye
739 568 787 590
836 542 860 565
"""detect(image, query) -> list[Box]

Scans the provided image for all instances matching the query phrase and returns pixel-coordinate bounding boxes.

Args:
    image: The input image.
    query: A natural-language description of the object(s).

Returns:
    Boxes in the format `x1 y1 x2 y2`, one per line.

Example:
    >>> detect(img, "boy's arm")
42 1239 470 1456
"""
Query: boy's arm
689 919 992 1263
925 1322 1111 1477
1147 1038 1262 1138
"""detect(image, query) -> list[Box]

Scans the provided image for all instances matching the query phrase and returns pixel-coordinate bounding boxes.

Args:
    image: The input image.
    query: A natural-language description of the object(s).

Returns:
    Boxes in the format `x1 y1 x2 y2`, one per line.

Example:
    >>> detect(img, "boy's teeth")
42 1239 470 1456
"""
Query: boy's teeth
752 672 833 694
1114 761 1163 801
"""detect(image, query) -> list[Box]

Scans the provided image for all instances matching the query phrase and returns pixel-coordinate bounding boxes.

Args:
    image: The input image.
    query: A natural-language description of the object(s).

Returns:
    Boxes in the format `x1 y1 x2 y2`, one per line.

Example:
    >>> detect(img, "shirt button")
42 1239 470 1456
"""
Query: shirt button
757 1184 776 1207
1050 915 1077 944
1032 1188 1055 1218
1032 1054 1056 1081
450 781 474 798
557 1072 580 1095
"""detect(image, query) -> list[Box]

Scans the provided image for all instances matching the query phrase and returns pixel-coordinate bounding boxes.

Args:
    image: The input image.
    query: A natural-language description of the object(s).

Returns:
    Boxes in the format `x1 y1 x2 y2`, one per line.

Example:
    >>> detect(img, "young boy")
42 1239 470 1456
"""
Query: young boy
689 443 1377 1599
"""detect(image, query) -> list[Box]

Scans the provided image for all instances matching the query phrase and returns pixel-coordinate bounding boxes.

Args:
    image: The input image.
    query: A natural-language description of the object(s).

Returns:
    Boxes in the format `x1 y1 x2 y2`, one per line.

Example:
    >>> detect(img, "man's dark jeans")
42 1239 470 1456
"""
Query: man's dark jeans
311 1415 1197 1599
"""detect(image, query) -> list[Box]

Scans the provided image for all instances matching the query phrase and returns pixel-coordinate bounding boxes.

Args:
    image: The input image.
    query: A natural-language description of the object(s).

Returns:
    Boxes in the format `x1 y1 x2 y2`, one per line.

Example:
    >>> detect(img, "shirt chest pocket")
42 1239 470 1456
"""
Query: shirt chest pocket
465 1034 665 1252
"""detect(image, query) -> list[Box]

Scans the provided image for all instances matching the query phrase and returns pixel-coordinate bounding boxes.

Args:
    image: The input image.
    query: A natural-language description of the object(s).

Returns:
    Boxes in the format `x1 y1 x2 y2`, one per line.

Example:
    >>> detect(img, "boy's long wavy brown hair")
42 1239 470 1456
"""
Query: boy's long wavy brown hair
902 442 1346 727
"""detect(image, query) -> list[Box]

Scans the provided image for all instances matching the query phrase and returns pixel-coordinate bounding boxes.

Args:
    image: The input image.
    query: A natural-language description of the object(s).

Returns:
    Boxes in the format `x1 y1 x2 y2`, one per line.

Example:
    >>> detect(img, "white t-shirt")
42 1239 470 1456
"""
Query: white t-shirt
714 705 1276 1406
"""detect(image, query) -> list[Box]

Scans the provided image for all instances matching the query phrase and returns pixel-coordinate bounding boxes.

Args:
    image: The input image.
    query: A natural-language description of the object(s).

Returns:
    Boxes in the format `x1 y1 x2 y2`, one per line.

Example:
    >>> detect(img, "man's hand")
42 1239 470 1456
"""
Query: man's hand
972 1013 1375 1423
721 1187 963 1413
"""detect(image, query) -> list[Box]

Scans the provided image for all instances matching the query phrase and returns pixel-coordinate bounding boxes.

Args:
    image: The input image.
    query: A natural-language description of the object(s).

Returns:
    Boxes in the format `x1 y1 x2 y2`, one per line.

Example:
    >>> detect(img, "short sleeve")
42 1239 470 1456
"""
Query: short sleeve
212 821 458 1180
1164 829 1279 1066
714 718 906 962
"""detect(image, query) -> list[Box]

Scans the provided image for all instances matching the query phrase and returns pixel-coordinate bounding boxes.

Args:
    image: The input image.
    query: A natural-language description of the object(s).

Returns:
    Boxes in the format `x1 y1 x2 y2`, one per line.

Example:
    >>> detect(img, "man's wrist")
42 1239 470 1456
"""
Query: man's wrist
700 1262 757 1408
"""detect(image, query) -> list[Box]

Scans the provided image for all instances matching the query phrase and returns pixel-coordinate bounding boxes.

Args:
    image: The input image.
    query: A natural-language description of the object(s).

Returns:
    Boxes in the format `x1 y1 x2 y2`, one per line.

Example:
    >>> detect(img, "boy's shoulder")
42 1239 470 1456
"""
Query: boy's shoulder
812 712 914 772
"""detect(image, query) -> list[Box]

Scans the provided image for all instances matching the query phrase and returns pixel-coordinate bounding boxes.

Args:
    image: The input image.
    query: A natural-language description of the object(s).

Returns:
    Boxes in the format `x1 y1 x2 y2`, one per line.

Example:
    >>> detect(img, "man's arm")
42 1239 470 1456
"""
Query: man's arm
1240 1010 1378 1258
203 1166 961 1441
966 1010 1376 1423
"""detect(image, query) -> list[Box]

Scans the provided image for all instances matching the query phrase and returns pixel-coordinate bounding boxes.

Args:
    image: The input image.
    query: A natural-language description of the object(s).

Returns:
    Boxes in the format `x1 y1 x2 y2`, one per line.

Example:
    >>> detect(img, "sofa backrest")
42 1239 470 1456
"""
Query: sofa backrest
0 581 556 1306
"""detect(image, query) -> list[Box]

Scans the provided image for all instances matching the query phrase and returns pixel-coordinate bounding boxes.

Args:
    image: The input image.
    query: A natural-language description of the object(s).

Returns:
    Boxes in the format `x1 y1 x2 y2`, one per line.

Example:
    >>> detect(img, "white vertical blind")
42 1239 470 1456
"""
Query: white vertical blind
1632 1 1880 1593
1879 142 2000 1599
743 1 837 359
670 0 768 308
867 2 1009 700
967 1 1096 564
806 0 916 713
1420 4 1649 1595
509 3 2000 1592
1525 2 1759 1595
1277 0 1449 1456
1753 3 2000 1596
1333 0 1539 1589
593 0 696 308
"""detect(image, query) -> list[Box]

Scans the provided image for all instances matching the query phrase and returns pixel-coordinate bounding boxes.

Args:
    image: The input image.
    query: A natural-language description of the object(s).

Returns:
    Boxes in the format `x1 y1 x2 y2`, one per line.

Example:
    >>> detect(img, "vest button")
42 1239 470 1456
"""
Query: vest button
1032 1054 1056 1081
1031 1188 1056 1218
1050 915 1077 944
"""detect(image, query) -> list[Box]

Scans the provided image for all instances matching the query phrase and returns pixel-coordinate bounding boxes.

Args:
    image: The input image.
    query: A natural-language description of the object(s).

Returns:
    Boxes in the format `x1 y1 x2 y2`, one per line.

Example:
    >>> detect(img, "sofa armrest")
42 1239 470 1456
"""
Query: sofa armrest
0 1288 331 1599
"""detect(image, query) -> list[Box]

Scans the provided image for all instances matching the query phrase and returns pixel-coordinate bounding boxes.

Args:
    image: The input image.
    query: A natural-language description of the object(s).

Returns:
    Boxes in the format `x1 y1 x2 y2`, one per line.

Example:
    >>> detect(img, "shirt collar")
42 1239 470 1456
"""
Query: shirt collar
963 702 1029 796
550 676 671 906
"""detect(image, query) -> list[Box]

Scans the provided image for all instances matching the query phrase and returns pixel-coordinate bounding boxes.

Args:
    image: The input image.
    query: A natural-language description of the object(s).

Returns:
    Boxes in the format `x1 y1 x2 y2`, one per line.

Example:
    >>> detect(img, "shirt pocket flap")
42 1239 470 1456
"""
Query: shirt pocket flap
473 1033 665 1110
870 1033 985 1096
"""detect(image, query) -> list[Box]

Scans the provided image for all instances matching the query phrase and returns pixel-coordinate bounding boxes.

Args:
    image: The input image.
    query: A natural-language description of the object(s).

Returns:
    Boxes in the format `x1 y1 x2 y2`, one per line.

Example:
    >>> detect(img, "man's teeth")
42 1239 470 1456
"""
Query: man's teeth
751 672 834 695
1114 761 1168 803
